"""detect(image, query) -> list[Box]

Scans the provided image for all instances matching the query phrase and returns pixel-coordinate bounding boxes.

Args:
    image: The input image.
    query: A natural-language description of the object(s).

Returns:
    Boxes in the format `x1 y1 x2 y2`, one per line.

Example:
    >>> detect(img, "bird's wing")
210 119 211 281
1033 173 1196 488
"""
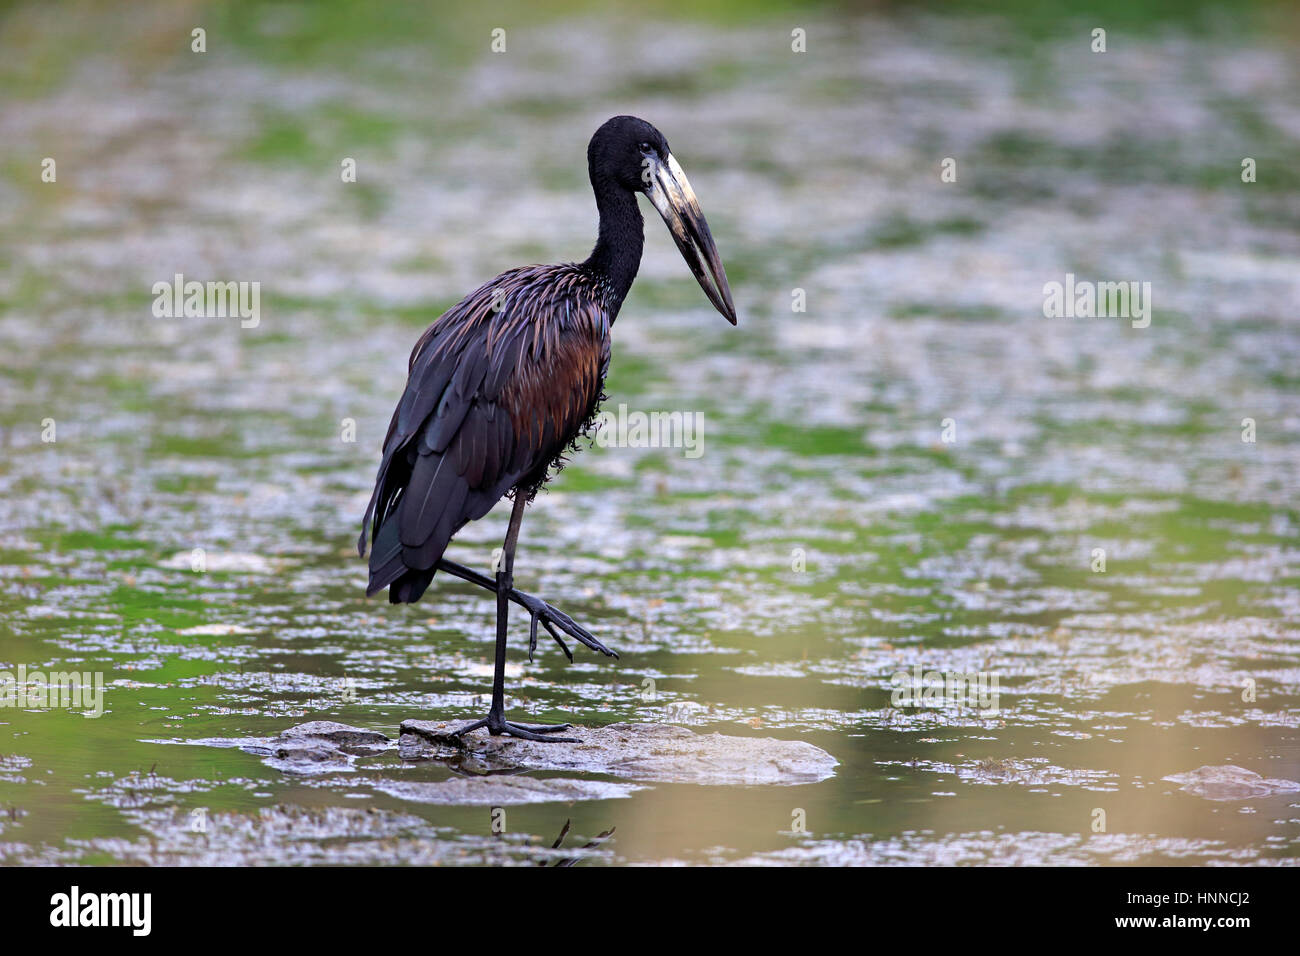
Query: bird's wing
360 265 610 603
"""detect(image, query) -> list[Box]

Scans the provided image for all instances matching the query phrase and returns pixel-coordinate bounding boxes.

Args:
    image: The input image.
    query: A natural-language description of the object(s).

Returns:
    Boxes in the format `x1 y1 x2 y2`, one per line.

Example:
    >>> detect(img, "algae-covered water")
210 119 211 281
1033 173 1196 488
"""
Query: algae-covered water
1 0 1298 865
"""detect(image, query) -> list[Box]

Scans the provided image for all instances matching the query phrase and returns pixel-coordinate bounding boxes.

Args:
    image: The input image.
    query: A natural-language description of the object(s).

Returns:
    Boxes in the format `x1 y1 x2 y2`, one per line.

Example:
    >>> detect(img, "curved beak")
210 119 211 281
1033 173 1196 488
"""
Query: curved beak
645 153 737 325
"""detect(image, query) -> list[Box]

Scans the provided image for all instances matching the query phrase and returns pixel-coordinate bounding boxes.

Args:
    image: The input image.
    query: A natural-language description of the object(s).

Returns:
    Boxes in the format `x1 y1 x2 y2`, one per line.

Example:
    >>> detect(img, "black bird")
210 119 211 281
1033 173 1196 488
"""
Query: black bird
358 116 737 741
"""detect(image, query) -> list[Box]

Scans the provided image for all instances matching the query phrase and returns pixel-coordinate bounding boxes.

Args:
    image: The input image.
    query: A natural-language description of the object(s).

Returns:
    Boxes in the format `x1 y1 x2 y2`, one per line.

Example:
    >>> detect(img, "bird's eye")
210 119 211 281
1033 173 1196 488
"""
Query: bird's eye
638 142 653 153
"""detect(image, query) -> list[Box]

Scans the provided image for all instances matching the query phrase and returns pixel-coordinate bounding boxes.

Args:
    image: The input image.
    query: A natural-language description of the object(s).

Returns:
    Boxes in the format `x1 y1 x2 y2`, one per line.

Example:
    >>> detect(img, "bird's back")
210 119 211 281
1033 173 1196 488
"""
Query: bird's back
360 264 612 603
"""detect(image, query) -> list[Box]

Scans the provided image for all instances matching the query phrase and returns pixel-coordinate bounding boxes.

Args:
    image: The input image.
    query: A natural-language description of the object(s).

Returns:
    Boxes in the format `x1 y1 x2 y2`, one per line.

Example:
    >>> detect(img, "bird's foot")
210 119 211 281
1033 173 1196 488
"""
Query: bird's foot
449 711 578 743
511 589 620 663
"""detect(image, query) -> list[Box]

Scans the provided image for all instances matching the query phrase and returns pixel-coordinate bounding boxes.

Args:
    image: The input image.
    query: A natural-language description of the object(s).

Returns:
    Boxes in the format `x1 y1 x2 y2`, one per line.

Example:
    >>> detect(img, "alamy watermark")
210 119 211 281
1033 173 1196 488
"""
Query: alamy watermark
152 273 260 328
1042 273 1151 329
50 886 150 936
593 403 704 459
890 665 1000 715
0 665 104 718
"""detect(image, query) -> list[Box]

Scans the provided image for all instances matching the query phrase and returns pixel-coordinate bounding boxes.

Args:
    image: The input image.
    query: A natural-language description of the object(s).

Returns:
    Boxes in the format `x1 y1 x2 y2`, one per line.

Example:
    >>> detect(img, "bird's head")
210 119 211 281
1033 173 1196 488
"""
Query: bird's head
588 115 737 325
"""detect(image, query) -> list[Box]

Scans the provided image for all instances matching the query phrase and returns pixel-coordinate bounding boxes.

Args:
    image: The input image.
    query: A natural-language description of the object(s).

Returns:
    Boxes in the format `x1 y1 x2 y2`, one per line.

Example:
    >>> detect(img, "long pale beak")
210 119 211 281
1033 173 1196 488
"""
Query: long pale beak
646 153 737 325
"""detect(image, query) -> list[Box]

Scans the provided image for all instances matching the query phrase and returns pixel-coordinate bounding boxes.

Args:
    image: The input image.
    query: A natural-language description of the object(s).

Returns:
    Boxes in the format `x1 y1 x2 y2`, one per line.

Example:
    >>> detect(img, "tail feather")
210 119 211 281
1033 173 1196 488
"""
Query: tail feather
365 511 407 597
389 568 435 604
365 477 462 603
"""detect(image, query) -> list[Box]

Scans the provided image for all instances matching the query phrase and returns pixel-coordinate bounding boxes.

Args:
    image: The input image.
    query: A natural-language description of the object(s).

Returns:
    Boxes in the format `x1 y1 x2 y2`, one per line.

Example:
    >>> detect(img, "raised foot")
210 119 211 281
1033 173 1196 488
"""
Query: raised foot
449 714 578 743
511 589 620 663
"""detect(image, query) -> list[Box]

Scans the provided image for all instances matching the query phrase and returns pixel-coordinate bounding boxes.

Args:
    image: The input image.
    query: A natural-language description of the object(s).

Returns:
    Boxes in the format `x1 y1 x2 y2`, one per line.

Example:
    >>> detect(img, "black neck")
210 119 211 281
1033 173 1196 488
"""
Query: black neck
582 176 644 321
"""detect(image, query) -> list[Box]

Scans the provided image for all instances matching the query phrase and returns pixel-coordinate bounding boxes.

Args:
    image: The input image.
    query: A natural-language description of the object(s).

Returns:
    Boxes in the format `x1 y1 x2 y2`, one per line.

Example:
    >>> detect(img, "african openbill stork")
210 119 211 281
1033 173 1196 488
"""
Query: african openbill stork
358 116 737 741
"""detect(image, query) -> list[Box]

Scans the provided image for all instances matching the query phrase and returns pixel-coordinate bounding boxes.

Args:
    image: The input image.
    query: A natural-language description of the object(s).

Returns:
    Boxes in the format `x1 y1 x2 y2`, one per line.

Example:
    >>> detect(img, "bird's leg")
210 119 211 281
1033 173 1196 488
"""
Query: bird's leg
433 559 618 662
448 496 579 743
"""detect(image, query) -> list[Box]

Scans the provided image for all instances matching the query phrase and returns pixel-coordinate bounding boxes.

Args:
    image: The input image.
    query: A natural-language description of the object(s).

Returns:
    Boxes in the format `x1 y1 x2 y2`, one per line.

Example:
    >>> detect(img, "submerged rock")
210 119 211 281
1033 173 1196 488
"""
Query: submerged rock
398 720 837 786
180 721 392 775
277 721 391 750
165 719 836 791
258 721 390 774
1163 765 1300 801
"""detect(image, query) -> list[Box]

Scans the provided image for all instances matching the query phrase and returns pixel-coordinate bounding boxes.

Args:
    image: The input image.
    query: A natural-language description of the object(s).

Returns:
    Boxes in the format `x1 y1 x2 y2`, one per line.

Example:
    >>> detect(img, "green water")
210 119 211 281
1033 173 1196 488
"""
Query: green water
0 0 1298 864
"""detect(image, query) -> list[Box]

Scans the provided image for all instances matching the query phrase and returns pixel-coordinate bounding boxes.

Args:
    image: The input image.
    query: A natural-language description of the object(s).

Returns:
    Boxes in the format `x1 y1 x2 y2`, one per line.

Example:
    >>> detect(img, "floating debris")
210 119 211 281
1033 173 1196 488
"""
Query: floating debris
372 776 642 806
1163 766 1300 802
159 551 286 574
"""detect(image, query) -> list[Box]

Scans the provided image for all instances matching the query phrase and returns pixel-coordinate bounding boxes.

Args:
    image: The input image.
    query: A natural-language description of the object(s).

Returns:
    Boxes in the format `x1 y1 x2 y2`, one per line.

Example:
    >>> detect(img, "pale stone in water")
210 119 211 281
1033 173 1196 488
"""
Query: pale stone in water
1163 765 1300 801
398 719 838 786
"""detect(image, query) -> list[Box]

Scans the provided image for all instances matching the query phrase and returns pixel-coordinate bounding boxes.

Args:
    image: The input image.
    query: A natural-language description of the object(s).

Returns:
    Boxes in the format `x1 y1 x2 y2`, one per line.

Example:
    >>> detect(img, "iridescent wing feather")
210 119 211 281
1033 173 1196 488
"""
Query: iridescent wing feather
359 265 611 604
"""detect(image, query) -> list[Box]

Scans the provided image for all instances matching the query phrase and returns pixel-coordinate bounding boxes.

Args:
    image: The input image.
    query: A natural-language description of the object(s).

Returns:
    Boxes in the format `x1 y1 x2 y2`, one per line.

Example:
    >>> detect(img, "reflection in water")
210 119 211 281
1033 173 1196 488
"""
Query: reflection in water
543 819 617 868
